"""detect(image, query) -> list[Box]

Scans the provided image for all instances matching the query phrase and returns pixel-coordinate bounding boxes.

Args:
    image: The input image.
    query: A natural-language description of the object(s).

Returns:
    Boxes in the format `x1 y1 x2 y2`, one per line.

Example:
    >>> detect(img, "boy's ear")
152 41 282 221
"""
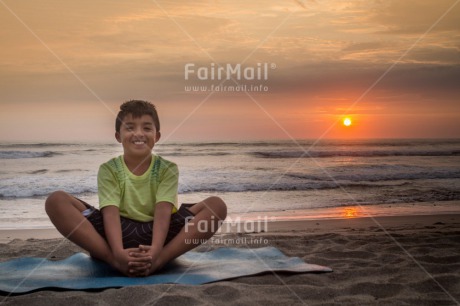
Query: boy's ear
115 132 121 143
155 132 161 142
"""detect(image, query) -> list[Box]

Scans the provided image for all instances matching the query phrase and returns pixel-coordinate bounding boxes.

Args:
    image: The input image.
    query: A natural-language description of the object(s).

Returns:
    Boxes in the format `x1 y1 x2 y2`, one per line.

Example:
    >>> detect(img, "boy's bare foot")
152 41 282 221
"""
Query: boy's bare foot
110 248 152 277
128 245 163 276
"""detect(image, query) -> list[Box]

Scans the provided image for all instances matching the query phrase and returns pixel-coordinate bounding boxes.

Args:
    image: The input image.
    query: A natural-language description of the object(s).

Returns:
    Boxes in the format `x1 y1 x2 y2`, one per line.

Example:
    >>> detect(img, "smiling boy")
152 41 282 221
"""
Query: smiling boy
45 100 227 277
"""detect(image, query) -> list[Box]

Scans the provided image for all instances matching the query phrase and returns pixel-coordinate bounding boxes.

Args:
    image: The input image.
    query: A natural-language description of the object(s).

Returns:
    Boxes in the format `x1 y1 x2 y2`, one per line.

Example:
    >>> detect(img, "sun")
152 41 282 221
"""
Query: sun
343 117 352 127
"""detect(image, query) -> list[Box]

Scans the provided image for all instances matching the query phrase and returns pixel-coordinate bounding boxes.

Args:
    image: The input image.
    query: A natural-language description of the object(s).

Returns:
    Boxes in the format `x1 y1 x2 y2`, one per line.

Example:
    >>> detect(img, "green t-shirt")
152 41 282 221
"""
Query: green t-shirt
97 154 178 222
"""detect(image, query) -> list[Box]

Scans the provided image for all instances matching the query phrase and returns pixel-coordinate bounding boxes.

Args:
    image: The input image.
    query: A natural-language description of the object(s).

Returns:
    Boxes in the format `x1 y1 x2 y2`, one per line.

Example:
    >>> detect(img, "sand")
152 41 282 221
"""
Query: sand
1 214 459 305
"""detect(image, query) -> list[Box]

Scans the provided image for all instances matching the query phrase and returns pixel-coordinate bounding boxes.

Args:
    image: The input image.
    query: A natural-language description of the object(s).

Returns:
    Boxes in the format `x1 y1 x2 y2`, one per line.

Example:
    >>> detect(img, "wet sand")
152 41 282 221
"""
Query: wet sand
1 213 459 305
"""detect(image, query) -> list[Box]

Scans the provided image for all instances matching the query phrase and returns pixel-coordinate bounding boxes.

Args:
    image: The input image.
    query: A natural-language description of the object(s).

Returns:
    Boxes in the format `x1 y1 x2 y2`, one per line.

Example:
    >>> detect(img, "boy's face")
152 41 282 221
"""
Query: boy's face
115 114 160 158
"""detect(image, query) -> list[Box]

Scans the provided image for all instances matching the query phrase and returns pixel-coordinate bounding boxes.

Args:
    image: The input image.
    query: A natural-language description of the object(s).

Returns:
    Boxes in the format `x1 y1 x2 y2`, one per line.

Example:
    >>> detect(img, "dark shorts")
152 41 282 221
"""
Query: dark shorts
77 199 196 249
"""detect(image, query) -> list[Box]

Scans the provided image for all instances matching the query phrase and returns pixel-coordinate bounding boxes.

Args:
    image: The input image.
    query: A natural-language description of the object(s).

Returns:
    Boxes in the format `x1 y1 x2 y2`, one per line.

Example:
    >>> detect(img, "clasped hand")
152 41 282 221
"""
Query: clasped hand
114 245 161 277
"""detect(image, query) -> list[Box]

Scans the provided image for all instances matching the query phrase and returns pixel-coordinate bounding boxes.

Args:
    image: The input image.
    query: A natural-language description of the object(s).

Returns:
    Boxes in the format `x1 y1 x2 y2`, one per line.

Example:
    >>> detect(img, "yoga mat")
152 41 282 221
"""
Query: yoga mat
0 246 332 294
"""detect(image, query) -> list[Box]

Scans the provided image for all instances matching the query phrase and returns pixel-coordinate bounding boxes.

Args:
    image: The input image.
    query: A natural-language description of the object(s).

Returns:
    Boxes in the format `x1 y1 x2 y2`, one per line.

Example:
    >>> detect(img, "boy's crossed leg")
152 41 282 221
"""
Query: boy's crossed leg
45 191 152 276
45 191 227 277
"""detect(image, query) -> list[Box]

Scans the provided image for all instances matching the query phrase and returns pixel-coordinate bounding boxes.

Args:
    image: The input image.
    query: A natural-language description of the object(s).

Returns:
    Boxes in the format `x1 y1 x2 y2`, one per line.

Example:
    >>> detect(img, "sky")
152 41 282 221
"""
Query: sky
0 0 459 142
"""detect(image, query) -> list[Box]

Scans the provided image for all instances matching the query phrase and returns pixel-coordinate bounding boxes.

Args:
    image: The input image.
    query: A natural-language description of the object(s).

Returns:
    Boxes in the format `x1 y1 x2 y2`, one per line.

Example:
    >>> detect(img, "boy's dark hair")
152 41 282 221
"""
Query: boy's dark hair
115 100 160 133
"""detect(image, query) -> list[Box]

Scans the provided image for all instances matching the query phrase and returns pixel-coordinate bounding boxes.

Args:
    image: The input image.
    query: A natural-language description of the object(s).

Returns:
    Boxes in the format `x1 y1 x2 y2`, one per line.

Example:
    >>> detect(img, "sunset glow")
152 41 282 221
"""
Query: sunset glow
0 1 459 142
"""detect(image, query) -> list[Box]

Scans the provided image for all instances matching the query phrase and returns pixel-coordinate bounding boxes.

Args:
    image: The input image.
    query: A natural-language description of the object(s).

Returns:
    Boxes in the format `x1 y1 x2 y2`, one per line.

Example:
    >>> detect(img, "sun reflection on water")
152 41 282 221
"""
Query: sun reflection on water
342 207 360 218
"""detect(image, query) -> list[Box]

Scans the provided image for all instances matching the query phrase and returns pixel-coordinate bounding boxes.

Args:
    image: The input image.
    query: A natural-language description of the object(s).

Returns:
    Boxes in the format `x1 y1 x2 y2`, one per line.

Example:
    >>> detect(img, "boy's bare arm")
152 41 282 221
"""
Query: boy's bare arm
139 202 173 264
151 201 173 250
133 201 172 275
101 206 124 253
102 206 151 276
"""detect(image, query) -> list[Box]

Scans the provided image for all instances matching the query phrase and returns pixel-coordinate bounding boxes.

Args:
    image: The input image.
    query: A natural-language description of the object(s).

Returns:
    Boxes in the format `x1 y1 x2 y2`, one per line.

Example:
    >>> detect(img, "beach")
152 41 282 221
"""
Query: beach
1 140 459 304
1 211 459 305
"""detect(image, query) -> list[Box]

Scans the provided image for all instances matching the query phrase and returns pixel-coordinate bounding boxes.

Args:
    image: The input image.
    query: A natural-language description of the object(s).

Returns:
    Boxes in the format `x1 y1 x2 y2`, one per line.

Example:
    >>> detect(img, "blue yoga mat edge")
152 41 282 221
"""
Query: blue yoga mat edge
0 246 333 294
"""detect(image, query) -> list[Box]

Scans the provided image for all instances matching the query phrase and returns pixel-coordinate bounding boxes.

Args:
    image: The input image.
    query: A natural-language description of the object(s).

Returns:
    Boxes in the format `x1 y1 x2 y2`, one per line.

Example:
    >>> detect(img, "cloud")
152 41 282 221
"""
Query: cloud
368 0 460 34
1 0 459 140
407 46 460 65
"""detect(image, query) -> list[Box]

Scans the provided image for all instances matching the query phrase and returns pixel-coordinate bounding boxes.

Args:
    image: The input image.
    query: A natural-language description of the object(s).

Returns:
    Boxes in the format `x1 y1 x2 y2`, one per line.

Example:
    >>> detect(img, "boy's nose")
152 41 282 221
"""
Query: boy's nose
134 127 144 136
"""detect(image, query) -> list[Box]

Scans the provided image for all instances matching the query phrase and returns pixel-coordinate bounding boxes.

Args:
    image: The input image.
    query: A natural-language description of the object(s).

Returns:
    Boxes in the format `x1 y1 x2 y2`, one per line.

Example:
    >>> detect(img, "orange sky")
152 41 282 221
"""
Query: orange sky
0 0 459 142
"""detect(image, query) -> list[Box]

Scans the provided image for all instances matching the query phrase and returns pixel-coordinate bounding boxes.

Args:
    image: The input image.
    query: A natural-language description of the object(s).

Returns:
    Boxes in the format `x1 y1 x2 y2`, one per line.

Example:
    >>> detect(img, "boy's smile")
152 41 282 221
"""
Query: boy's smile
116 114 160 159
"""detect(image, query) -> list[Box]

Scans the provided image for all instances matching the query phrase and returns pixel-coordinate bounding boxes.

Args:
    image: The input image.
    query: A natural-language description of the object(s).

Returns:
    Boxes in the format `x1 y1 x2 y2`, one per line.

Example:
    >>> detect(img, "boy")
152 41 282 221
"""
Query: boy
45 100 227 277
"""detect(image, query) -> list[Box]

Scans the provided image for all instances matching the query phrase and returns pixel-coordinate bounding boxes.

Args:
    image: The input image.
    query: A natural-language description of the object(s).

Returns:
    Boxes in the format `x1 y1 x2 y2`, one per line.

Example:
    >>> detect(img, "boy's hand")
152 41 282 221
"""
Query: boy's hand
112 248 152 277
128 244 162 276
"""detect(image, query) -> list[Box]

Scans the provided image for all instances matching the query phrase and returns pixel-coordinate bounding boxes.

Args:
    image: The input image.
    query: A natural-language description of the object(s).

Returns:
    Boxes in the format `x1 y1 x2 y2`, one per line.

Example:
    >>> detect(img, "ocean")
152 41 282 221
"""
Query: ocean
1 139 460 229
